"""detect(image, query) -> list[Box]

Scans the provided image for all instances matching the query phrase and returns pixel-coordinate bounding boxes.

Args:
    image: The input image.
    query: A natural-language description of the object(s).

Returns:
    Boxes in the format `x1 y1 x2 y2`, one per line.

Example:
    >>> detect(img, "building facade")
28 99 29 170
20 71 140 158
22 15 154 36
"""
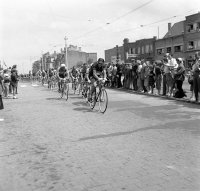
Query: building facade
123 37 156 63
155 21 185 61
105 45 124 64
184 12 200 66
32 46 97 74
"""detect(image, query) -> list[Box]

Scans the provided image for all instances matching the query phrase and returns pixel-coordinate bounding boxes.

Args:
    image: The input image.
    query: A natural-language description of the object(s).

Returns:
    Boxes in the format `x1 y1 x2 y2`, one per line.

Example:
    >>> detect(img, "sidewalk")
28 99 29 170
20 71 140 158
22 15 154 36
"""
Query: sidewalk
109 78 200 105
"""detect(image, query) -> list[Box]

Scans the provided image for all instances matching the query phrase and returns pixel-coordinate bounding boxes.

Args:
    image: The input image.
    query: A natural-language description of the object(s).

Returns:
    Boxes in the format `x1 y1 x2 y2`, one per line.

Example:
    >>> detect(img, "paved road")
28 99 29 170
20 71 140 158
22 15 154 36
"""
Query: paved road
0 82 200 191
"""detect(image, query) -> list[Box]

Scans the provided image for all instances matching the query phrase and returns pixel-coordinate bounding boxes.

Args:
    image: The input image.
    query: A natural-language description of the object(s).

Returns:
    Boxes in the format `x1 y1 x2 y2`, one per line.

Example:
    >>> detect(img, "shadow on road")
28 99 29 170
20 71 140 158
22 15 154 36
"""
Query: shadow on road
78 118 200 142
72 101 97 113
46 97 63 101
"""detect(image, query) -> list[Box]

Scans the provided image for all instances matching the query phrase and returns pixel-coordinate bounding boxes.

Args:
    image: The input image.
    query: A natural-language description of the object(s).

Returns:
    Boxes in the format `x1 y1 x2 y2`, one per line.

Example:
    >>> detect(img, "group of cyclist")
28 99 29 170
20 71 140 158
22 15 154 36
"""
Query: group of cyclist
34 58 107 102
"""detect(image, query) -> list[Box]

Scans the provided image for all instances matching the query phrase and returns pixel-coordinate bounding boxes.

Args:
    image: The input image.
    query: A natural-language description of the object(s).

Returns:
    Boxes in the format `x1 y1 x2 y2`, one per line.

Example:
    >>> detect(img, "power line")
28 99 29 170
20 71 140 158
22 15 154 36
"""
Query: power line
73 0 154 41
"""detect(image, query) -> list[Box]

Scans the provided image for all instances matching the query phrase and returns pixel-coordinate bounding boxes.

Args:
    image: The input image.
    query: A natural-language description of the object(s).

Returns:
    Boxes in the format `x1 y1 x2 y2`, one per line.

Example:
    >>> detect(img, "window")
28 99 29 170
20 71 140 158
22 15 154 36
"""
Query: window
188 41 194 50
141 46 144 54
132 48 135 54
157 48 164 55
187 24 194 32
166 47 172 53
174 45 183 52
138 47 140 54
145 45 149 53
150 44 153 52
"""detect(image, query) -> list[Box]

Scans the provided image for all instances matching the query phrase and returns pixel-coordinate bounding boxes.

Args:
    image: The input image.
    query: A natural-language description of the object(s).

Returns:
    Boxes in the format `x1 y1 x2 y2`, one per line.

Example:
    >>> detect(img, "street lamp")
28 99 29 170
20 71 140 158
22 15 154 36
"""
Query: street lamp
64 36 68 69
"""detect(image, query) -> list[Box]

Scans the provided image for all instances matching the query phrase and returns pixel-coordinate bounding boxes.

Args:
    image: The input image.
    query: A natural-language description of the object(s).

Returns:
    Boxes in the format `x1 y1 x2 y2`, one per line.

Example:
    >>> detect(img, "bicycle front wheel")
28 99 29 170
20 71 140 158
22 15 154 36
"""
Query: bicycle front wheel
90 91 96 109
99 89 108 113
64 84 69 101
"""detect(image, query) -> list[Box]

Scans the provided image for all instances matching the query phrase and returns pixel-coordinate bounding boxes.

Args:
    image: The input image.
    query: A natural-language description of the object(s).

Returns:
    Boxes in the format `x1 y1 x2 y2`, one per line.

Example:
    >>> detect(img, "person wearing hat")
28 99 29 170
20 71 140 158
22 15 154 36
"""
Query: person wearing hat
192 52 200 102
173 58 186 98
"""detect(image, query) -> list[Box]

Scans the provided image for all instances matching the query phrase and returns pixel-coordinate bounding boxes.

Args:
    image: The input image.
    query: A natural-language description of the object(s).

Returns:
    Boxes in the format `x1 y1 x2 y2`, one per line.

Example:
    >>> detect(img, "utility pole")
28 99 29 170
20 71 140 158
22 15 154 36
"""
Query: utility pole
64 36 68 69
158 26 159 39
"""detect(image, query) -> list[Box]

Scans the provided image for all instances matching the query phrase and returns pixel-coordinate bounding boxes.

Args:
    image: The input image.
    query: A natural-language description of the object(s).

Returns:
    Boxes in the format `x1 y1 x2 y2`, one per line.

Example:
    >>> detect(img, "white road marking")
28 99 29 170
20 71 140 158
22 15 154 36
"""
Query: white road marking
0 118 4 122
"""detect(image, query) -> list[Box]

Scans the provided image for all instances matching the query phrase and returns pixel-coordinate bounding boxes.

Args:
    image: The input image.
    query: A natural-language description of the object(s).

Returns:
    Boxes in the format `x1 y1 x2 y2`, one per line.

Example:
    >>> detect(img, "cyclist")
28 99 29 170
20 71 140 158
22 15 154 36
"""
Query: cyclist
36 70 42 82
70 66 79 90
41 70 46 85
47 68 54 88
88 58 107 101
81 63 90 97
57 64 69 92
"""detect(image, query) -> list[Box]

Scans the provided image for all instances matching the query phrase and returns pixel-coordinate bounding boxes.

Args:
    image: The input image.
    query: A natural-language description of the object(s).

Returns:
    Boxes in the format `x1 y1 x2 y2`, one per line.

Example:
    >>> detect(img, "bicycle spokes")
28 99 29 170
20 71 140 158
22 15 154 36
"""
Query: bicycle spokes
99 89 108 113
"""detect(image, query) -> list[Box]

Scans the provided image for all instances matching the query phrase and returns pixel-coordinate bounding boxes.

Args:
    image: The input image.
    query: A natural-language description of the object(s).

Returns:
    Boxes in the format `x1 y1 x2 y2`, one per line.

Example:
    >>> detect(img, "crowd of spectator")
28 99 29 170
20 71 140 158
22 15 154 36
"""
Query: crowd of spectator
0 65 19 101
105 52 200 102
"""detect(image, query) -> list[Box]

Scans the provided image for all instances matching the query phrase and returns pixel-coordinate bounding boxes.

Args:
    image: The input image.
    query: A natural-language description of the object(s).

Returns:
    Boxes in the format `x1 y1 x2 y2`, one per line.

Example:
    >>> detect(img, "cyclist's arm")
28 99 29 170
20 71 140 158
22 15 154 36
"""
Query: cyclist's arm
103 69 107 80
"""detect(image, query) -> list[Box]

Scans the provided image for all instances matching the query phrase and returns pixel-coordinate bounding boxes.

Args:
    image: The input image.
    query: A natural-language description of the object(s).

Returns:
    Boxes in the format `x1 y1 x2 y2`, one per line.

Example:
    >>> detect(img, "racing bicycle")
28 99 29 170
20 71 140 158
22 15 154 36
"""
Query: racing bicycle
89 80 108 113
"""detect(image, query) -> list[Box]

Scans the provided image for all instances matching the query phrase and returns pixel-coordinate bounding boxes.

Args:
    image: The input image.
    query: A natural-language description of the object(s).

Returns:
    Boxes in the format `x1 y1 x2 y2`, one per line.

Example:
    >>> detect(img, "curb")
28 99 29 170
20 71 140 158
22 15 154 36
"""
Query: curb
108 87 200 105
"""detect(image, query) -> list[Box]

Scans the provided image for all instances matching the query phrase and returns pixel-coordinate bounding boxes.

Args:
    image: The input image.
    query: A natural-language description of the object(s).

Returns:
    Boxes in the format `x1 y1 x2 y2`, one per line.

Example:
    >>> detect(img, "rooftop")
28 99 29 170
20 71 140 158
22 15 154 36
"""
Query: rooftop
164 21 184 38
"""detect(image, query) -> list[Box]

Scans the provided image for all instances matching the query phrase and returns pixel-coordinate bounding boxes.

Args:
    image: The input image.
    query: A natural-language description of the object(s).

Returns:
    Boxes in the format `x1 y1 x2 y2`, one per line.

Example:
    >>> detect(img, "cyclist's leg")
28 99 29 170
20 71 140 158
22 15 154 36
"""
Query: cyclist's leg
88 78 96 100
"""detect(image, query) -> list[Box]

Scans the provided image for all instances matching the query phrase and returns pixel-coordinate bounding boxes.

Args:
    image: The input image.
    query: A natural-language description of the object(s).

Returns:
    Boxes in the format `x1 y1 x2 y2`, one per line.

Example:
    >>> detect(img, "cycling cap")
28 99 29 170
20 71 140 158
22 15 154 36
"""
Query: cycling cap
61 64 65 67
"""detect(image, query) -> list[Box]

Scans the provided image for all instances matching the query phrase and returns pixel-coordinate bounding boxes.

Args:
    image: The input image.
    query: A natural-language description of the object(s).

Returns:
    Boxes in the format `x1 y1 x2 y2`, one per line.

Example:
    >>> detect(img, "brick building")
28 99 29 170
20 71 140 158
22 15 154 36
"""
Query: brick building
123 37 156 63
105 45 124 64
155 21 185 61
184 12 200 67
32 46 97 73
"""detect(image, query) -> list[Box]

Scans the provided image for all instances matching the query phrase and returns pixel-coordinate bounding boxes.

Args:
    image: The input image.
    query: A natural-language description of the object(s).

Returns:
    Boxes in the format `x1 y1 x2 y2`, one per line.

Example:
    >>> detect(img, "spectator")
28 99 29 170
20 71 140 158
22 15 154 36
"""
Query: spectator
0 70 4 110
164 54 177 97
161 59 167 96
192 52 200 102
132 60 138 91
116 62 123 88
3 73 10 98
188 69 194 100
111 64 117 88
155 62 162 95
174 58 186 98
137 60 142 92
140 61 147 93
144 61 150 93
148 64 155 94
10 65 19 99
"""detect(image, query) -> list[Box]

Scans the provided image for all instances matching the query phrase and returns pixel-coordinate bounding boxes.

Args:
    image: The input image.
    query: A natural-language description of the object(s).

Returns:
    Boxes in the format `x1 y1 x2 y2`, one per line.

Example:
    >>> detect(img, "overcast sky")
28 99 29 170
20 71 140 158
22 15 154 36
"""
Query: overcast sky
0 0 200 73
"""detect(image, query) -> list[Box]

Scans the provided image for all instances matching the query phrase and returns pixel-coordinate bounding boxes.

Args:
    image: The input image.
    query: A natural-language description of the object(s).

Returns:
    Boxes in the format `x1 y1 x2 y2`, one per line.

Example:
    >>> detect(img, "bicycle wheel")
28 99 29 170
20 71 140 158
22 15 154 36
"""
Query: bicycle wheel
60 87 64 98
99 89 108 113
90 91 96 109
73 82 76 94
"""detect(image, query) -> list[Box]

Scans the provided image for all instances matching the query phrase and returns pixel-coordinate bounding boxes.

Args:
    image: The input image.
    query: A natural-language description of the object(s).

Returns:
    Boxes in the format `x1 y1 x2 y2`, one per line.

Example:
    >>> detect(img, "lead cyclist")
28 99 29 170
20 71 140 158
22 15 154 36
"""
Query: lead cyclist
88 58 107 102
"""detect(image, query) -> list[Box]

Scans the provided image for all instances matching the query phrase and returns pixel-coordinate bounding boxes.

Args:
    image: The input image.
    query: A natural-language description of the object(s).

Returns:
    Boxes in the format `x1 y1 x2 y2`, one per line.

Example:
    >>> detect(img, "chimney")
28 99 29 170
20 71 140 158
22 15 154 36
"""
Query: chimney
123 38 129 44
168 23 172 32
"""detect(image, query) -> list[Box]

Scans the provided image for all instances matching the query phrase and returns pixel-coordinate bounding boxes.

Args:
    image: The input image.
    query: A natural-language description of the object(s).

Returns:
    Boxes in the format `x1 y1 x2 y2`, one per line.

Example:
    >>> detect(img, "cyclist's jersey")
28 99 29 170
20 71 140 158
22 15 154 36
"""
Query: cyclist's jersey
89 62 106 79
80 65 87 78
58 66 67 78
48 69 54 78
71 68 78 78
